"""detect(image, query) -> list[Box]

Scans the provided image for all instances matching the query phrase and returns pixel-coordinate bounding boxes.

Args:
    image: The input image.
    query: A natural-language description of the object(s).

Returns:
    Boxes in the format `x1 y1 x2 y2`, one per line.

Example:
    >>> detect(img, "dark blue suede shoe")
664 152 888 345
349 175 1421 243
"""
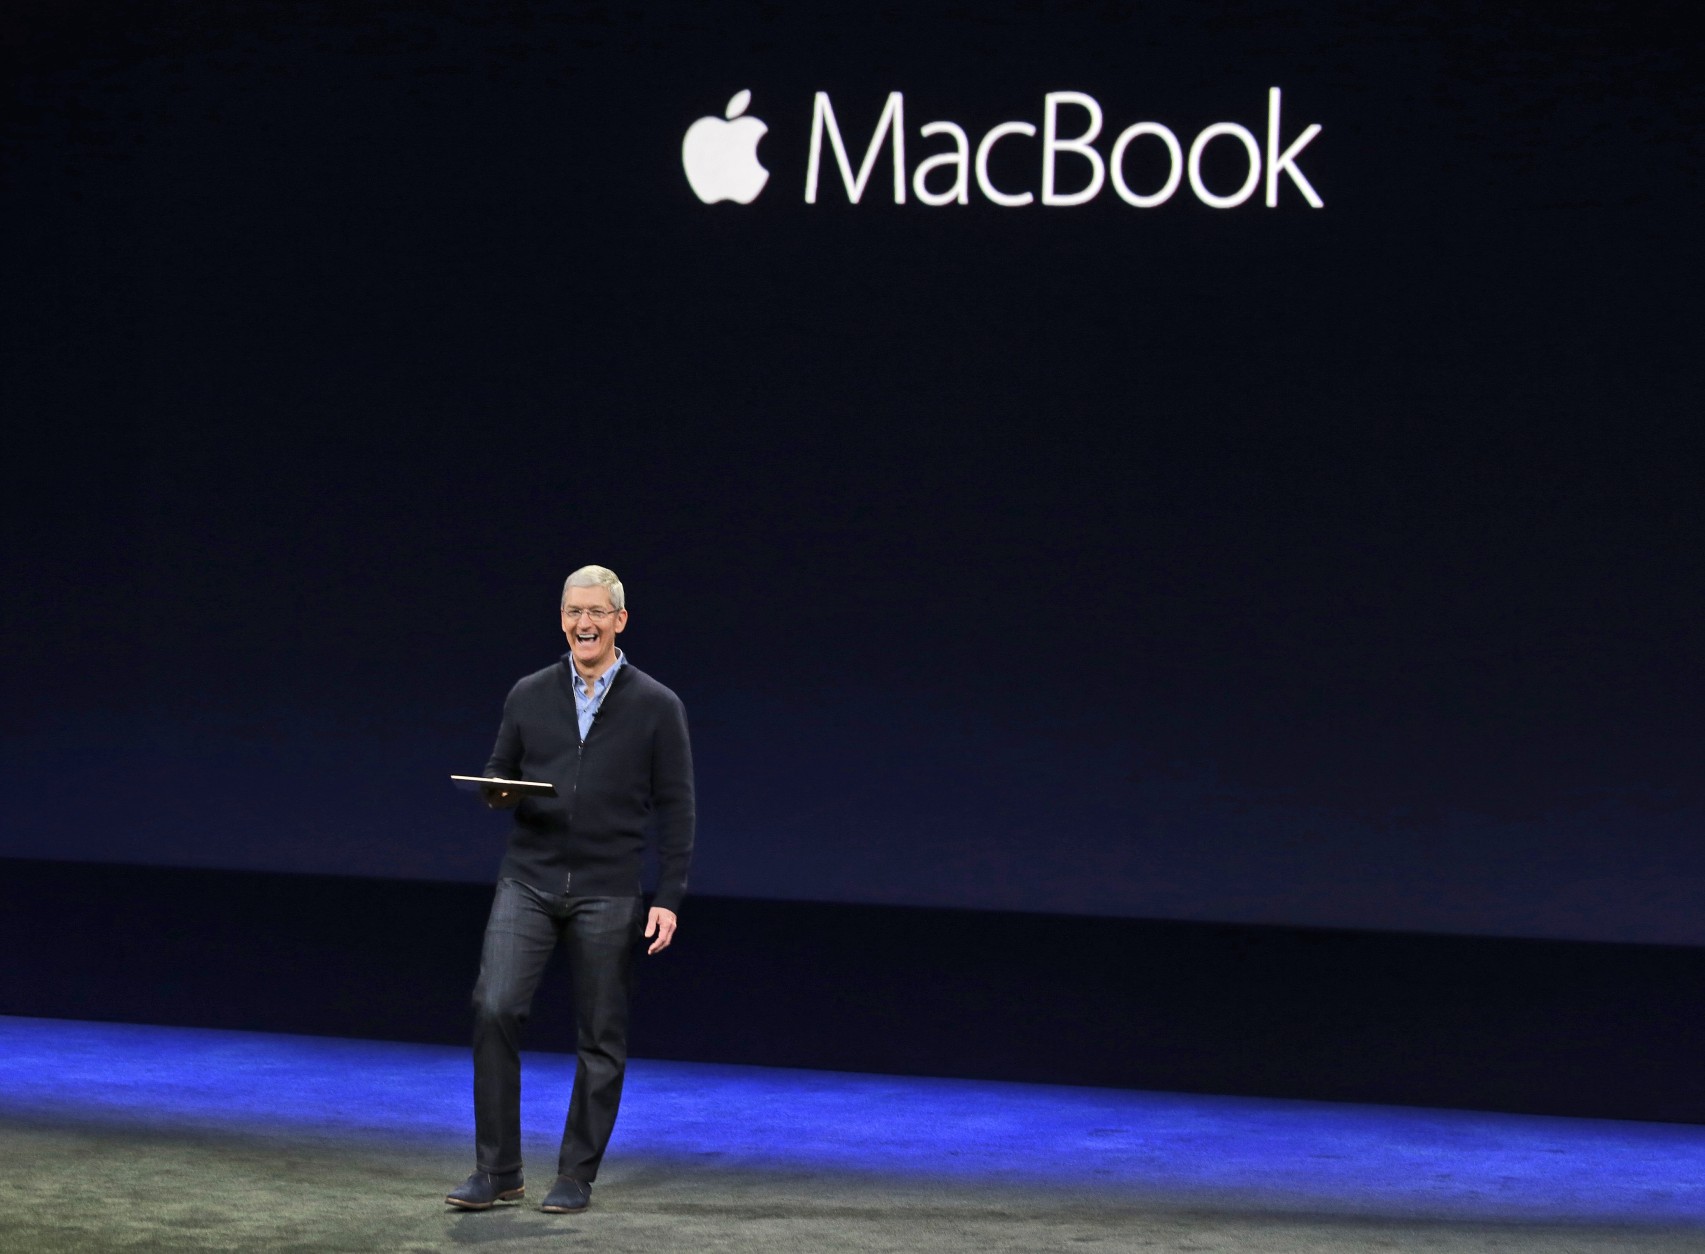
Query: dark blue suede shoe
540 1176 592 1213
445 1170 524 1209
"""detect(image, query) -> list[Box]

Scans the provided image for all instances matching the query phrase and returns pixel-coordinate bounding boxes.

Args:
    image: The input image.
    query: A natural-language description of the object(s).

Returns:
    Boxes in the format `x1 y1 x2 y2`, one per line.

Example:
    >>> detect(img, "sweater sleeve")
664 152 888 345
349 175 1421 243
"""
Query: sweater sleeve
649 695 696 913
484 686 523 779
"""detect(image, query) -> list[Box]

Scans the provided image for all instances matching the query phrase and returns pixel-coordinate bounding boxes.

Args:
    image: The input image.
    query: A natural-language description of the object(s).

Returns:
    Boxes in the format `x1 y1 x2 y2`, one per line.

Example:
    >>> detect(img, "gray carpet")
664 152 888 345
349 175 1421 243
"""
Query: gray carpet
3 1117 1702 1253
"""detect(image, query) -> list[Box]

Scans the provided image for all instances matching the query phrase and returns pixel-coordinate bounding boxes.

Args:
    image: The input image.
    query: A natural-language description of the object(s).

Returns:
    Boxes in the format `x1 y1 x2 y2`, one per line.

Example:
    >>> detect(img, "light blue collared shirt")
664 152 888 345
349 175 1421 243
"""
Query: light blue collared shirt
571 648 625 742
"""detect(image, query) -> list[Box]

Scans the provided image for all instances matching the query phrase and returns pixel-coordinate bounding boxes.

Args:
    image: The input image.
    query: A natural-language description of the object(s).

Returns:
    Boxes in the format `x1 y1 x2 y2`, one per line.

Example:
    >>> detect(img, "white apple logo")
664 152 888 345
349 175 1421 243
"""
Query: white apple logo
682 90 769 204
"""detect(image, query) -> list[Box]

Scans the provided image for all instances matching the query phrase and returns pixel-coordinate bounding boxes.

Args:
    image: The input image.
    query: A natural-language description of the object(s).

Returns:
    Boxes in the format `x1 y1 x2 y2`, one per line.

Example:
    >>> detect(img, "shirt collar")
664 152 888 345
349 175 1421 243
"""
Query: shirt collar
570 648 625 697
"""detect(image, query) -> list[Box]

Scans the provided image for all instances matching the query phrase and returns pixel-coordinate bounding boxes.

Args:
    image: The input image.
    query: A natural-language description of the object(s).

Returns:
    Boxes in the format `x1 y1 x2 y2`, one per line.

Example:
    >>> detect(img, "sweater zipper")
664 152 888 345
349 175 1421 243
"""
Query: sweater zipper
566 736 582 893
571 736 583 812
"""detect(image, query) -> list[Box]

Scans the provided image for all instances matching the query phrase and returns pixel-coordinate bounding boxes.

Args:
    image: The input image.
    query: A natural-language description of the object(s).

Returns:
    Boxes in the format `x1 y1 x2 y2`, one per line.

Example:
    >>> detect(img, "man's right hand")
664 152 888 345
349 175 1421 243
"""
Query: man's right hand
481 784 521 810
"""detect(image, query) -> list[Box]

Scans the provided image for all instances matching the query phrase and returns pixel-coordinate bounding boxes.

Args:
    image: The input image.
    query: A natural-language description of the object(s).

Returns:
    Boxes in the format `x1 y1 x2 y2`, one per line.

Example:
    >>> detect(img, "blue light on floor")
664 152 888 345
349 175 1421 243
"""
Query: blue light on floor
2 1015 1702 1224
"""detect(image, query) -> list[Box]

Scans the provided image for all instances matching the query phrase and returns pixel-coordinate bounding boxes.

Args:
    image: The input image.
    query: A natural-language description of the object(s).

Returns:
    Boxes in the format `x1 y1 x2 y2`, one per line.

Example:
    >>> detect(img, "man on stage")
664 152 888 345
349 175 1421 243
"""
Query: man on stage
445 564 695 1215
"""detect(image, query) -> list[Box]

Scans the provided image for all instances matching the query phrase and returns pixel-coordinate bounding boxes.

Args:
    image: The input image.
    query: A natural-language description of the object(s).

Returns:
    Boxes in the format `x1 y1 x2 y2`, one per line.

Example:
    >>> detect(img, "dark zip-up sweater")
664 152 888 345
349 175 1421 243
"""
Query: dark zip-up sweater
485 655 695 911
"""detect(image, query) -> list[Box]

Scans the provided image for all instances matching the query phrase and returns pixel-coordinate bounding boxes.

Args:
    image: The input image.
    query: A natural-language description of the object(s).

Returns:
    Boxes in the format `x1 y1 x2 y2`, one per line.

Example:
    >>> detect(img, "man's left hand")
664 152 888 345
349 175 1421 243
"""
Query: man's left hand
644 907 677 955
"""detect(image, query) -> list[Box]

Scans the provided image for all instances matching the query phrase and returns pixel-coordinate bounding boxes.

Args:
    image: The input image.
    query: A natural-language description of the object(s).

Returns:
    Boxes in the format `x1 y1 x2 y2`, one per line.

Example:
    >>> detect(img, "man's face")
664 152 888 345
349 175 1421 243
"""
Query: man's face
561 586 627 673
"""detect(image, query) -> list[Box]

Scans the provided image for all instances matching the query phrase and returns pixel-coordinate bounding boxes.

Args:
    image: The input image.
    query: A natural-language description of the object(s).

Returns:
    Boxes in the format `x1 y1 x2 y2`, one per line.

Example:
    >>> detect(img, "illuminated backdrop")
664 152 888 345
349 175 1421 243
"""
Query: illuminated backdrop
3 1 1702 944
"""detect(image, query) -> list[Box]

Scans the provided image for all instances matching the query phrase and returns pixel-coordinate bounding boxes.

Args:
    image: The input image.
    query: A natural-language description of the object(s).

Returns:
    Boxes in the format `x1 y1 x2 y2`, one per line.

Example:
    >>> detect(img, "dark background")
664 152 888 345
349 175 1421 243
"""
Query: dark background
5 0 1704 944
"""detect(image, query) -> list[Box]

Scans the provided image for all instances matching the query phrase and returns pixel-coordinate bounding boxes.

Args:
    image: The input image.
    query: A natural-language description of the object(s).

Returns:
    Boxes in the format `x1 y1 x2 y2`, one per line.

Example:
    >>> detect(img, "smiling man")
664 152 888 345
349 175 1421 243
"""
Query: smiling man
445 565 695 1216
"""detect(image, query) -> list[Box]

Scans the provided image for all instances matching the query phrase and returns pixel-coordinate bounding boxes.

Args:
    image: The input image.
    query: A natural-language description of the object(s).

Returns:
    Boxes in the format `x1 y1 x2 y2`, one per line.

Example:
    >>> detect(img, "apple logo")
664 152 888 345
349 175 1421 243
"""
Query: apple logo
682 90 769 204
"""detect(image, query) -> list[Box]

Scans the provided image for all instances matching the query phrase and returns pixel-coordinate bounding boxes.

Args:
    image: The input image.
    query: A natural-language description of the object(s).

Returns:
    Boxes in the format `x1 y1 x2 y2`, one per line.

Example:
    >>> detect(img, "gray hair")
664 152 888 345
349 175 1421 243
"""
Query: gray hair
562 564 625 611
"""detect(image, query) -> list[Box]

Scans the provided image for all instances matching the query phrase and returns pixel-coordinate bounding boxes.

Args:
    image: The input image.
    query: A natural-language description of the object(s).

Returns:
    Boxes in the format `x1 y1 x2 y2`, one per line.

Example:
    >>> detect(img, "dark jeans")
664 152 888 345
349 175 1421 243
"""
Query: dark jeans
471 879 643 1181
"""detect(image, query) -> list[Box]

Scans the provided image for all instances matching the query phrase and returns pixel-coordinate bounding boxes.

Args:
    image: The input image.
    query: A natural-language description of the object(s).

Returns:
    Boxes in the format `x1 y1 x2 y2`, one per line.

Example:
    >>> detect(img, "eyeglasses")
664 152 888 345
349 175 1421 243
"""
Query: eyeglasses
563 607 619 622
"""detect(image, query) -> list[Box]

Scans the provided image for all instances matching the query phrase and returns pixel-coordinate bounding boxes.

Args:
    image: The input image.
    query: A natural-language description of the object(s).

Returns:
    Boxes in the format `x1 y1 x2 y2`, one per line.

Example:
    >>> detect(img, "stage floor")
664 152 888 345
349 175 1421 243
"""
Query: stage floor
1 1016 1702 1252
